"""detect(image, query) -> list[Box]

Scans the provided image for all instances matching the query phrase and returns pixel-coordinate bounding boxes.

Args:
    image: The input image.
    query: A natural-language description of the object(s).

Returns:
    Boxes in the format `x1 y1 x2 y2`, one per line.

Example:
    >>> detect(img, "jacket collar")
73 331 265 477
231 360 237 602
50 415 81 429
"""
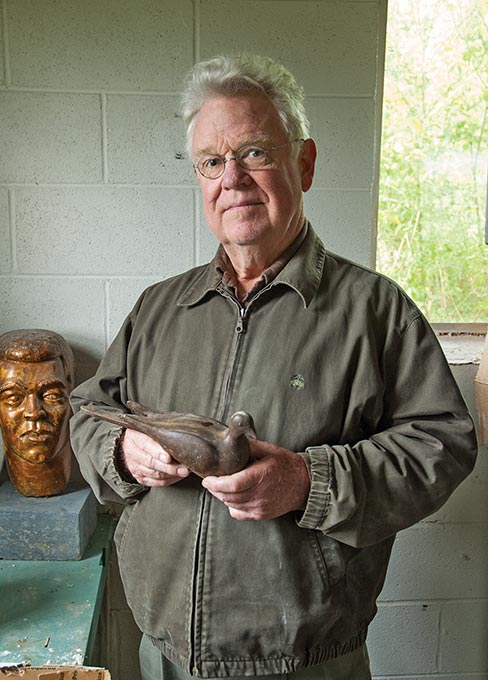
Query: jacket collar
177 221 326 309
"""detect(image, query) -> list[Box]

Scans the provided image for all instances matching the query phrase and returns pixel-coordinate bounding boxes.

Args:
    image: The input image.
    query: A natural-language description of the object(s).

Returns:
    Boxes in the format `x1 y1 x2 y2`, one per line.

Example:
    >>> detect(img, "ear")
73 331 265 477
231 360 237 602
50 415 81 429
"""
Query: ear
299 138 317 193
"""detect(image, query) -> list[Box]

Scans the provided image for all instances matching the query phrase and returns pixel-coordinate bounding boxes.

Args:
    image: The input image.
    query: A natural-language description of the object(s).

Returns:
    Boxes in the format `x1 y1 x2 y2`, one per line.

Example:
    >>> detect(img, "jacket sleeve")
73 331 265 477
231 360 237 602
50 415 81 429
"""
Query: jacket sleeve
69 308 148 506
297 314 478 547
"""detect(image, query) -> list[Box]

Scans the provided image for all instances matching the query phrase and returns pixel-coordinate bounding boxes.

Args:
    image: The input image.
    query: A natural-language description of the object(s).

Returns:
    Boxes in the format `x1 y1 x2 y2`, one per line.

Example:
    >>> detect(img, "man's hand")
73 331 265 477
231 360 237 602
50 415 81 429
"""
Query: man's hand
201 438 310 520
119 428 190 487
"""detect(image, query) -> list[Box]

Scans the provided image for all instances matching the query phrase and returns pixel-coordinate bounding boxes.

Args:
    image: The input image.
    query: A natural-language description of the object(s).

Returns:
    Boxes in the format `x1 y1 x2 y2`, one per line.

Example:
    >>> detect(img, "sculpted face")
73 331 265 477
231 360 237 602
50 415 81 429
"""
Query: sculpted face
0 358 71 464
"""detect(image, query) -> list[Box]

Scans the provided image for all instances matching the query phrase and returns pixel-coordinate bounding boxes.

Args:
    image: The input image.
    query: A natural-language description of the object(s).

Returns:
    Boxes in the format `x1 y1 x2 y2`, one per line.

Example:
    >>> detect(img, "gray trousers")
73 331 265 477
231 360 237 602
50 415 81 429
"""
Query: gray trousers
139 635 371 680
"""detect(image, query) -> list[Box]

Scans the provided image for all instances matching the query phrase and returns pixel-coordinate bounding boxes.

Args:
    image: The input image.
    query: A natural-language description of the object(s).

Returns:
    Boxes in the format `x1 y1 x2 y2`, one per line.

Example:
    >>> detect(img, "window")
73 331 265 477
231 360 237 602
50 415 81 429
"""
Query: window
377 0 488 322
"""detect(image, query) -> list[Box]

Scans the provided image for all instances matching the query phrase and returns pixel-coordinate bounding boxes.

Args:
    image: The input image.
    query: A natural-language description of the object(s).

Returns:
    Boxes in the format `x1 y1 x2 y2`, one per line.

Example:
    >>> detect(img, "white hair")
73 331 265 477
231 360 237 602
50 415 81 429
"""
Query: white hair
181 54 311 158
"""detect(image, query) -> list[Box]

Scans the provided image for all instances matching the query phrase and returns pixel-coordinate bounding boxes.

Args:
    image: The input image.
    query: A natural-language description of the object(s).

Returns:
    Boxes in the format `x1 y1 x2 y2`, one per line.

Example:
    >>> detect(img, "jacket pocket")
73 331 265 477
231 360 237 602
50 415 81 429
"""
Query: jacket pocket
114 501 137 558
309 530 346 587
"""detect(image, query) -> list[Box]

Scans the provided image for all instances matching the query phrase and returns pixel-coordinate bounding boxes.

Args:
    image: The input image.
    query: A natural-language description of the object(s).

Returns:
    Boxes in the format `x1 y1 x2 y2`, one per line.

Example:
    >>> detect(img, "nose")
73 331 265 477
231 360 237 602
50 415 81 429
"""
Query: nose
23 393 46 420
221 157 252 189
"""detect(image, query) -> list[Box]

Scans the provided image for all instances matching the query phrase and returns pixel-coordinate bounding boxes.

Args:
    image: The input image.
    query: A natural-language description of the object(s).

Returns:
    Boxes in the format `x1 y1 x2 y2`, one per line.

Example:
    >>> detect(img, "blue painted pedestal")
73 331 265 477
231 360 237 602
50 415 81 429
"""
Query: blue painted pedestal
0 481 97 560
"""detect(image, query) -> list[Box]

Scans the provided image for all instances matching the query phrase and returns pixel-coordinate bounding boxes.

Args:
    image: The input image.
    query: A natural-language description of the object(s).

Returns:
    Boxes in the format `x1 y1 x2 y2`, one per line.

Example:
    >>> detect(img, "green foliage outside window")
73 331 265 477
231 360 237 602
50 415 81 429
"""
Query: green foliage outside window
377 0 488 322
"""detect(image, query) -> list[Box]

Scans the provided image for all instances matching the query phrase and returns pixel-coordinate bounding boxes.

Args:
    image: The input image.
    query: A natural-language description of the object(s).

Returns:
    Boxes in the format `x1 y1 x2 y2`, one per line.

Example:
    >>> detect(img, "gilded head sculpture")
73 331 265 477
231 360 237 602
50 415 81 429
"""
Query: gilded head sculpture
0 329 75 497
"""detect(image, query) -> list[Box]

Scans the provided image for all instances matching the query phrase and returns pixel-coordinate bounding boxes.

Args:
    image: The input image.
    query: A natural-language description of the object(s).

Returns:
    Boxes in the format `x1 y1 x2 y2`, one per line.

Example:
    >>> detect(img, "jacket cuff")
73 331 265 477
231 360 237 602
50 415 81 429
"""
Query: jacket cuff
103 426 147 498
297 445 333 530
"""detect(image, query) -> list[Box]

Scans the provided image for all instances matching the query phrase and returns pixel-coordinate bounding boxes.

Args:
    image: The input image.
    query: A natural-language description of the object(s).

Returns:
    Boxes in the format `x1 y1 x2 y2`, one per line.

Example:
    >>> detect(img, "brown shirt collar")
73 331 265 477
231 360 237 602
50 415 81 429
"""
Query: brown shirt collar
215 223 309 304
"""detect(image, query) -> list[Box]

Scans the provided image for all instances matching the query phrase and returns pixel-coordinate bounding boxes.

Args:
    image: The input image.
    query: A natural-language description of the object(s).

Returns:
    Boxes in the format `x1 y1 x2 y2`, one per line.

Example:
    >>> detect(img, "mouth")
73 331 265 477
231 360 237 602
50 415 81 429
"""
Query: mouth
224 201 263 212
20 431 53 443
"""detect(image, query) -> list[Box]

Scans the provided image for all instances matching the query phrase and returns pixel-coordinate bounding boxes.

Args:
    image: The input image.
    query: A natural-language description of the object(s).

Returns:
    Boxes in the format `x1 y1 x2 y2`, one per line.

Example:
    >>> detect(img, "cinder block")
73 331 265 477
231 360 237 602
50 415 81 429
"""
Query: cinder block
14 186 195 276
0 187 10 272
0 92 102 183
427 461 488 523
304 189 372 267
439 601 488 672
0 481 97 560
0 276 106 359
368 603 440 675
200 1 378 95
7 0 193 90
0 12 5 86
427 365 488 524
307 98 374 190
196 193 220 266
106 95 193 185
380 524 488 601
451 364 480 415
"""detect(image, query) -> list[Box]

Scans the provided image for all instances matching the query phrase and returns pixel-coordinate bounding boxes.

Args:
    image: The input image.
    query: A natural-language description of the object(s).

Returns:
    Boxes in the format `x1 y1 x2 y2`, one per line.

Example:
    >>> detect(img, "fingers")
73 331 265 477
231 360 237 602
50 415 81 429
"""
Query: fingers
201 459 269 516
201 440 310 520
202 467 256 494
122 429 190 487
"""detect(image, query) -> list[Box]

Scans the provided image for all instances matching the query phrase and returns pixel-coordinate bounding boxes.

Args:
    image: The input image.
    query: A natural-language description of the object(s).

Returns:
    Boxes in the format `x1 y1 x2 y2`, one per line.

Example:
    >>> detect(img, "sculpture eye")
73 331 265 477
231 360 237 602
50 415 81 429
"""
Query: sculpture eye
42 389 66 404
0 389 24 408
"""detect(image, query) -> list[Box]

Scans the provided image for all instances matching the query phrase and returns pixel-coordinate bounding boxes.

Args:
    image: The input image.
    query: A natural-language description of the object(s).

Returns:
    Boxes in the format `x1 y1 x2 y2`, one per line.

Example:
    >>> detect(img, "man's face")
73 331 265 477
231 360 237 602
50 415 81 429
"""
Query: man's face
0 358 71 464
192 93 316 258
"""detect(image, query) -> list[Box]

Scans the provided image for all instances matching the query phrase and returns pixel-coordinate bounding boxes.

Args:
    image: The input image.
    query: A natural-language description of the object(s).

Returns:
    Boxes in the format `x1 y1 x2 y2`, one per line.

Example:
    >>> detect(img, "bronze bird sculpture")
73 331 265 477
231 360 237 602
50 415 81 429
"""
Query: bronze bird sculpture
80 400 256 477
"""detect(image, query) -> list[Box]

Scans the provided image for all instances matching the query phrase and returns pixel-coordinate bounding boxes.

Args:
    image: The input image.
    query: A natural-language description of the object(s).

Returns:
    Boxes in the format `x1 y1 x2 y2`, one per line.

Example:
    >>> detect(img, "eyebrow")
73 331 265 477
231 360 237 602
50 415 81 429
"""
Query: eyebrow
39 380 68 390
0 380 67 393
0 381 23 393
194 137 275 158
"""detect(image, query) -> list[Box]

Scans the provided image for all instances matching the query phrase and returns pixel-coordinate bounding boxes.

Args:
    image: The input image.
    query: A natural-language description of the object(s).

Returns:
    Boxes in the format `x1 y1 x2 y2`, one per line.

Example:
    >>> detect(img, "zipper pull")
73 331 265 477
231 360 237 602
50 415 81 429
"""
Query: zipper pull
235 306 247 334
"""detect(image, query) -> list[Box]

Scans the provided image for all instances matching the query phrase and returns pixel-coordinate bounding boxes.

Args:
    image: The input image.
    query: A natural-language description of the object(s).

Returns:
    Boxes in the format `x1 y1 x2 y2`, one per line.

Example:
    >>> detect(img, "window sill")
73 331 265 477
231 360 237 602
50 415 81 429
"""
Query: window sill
434 324 487 365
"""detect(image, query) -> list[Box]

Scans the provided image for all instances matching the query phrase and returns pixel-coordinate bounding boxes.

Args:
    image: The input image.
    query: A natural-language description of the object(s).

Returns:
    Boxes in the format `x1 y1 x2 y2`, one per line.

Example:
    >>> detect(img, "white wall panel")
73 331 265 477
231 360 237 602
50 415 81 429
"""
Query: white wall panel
14 186 195 276
0 92 103 184
0 188 10 272
304 188 372 267
0 277 106 356
7 0 194 91
368 604 440 675
106 95 192 185
199 1 378 95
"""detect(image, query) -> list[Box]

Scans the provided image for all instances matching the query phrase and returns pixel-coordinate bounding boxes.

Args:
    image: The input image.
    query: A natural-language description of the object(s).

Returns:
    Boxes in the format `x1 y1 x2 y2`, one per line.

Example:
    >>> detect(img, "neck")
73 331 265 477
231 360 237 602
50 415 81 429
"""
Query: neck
223 221 306 298
226 251 270 298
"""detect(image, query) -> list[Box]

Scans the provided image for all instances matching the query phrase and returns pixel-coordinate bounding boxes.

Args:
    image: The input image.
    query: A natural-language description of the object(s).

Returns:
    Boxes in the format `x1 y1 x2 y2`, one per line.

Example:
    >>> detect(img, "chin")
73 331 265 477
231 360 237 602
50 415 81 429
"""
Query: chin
13 442 58 464
224 221 268 246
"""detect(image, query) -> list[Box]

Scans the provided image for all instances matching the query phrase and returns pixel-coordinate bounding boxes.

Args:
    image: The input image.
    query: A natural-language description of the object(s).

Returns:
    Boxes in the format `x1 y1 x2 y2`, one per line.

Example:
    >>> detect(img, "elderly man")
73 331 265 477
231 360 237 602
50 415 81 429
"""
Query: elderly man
70 55 477 680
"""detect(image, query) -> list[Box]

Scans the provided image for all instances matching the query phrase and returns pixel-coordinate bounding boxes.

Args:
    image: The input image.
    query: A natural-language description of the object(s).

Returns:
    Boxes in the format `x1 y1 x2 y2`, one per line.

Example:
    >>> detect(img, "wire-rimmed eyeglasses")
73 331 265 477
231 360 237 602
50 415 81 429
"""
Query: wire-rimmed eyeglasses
193 139 304 179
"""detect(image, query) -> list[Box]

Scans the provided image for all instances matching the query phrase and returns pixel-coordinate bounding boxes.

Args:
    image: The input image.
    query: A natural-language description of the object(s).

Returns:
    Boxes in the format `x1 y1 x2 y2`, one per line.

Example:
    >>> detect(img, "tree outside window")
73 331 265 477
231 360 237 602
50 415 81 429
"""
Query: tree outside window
377 0 488 322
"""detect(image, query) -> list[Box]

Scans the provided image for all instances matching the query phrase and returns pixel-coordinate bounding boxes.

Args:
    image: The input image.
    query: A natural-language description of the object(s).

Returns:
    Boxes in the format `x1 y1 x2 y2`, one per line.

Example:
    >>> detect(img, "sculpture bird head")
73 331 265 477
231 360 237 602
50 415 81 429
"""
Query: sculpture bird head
228 411 256 438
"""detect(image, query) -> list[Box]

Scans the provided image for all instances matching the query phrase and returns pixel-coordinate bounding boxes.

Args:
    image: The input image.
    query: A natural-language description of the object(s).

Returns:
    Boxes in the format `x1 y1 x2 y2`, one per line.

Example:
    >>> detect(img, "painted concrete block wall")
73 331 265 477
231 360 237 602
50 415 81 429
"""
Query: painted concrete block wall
371 364 488 679
0 1 486 679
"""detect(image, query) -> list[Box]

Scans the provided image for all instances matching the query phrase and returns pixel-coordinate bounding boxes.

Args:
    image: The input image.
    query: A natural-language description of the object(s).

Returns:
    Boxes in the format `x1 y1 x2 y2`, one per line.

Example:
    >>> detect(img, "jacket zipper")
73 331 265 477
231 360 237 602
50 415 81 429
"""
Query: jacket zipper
216 296 248 421
189 296 248 675
189 490 206 675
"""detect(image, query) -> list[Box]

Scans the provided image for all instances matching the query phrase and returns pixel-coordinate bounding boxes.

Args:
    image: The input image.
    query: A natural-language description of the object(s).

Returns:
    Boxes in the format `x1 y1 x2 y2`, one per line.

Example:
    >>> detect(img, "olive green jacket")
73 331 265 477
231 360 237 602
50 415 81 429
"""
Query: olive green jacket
70 225 477 677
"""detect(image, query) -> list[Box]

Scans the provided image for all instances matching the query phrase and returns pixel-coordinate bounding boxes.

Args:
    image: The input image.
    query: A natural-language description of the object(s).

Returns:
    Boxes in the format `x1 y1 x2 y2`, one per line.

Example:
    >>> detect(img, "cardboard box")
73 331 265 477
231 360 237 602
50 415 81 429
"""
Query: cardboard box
475 334 488 446
0 666 110 679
